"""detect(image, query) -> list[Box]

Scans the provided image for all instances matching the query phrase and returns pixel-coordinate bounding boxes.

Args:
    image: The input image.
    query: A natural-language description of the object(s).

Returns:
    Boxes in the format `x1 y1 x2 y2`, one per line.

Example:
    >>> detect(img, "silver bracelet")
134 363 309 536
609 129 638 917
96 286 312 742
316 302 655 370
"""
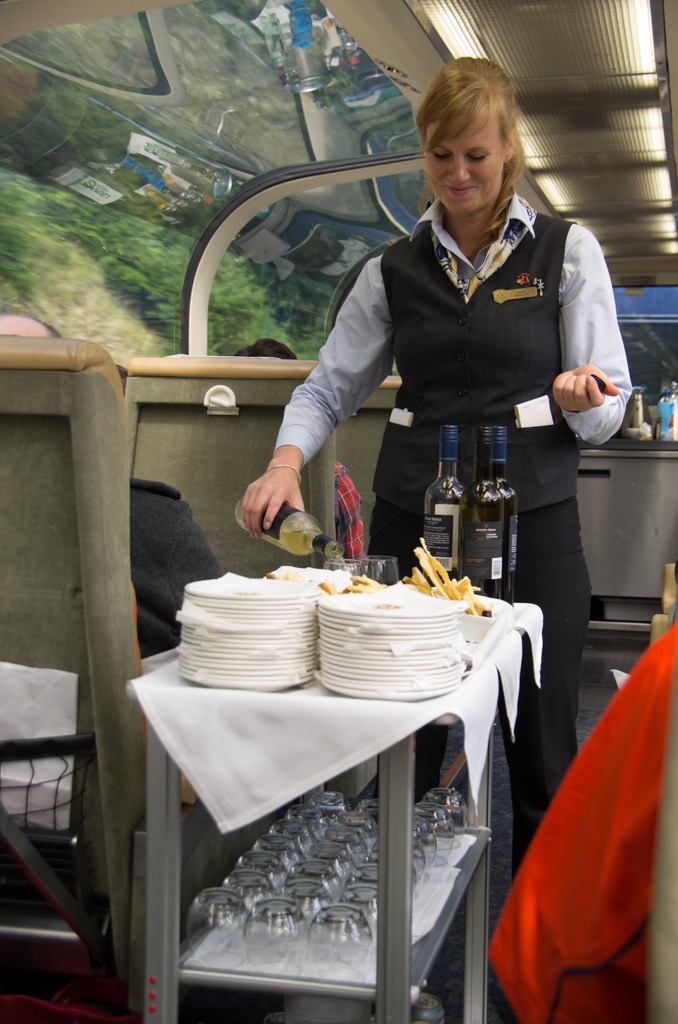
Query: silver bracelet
266 463 302 485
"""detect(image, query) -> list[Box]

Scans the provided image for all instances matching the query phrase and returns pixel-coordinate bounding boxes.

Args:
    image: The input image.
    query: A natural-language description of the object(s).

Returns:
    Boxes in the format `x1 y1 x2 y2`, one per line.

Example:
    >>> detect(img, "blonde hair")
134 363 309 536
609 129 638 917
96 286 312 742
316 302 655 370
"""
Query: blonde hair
416 58 526 239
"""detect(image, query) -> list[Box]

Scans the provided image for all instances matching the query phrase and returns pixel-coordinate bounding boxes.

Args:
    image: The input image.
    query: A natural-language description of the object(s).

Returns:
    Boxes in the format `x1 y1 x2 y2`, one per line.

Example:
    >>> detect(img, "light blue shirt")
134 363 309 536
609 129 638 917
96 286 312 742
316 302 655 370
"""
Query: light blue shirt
277 195 632 461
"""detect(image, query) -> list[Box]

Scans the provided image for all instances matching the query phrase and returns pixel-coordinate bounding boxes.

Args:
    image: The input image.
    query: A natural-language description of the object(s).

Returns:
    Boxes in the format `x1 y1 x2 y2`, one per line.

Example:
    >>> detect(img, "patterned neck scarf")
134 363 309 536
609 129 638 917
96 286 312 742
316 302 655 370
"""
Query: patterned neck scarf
433 197 537 302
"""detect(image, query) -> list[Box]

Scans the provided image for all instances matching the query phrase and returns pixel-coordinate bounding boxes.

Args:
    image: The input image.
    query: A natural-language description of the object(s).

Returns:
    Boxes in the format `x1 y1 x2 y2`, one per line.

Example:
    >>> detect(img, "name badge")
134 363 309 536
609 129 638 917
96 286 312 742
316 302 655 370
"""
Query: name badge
493 286 538 304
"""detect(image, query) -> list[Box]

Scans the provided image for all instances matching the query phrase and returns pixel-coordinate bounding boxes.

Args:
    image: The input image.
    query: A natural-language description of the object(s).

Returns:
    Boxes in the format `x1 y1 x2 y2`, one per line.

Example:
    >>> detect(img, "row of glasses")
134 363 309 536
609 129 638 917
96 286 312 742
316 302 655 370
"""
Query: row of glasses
186 787 468 975
187 889 376 978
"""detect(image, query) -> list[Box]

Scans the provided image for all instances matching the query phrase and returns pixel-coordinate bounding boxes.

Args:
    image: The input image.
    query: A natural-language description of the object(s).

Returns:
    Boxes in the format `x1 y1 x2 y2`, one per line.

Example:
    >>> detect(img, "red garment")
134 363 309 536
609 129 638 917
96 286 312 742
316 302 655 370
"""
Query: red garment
334 461 365 559
490 625 678 1024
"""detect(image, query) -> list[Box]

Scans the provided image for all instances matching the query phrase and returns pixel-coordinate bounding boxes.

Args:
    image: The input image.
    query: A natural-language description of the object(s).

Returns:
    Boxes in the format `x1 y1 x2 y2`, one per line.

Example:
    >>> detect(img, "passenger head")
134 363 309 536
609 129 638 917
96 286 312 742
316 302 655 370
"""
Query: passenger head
0 313 59 337
234 338 297 359
416 57 525 228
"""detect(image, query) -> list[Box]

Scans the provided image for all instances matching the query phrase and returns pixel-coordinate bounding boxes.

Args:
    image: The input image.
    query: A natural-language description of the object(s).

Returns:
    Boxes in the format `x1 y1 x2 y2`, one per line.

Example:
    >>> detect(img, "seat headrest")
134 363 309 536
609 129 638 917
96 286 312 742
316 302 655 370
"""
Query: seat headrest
0 336 125 414
127 355 317 380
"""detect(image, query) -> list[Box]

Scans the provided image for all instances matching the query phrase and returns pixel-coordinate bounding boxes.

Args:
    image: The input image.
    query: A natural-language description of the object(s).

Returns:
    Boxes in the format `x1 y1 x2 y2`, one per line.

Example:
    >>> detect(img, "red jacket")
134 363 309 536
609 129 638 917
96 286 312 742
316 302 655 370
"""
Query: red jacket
490 625 678 1024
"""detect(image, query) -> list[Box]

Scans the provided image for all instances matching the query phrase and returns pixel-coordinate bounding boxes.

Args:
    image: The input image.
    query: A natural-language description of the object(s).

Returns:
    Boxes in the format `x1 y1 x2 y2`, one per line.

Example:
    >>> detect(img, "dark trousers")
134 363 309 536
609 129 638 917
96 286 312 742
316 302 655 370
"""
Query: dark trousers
368 495 591 870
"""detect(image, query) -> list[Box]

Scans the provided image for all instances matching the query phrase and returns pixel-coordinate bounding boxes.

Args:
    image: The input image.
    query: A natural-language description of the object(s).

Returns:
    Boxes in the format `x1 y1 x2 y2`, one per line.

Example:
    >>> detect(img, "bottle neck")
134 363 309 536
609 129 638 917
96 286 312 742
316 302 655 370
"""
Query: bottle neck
313 534 343 558
438 457 459 479
475 432 494 480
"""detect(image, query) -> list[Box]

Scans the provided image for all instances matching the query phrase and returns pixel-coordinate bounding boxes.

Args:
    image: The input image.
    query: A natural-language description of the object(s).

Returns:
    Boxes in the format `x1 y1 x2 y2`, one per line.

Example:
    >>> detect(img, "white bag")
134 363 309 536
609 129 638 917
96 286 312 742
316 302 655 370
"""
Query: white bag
0 661 78 829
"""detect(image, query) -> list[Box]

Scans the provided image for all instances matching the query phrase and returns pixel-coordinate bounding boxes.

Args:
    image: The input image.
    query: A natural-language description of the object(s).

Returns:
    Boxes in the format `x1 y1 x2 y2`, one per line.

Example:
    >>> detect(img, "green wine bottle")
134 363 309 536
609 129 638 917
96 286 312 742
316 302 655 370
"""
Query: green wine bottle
459 426 504 600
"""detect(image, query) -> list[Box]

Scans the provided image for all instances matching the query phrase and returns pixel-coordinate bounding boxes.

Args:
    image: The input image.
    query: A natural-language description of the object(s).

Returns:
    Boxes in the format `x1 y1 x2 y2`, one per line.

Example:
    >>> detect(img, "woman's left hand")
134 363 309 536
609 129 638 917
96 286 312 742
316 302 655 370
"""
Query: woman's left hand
553 365 620 412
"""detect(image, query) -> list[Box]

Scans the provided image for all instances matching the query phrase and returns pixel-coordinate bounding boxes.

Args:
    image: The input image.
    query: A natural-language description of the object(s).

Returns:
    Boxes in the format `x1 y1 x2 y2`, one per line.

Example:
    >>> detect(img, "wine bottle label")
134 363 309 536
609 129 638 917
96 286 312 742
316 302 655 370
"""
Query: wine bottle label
462 522 503 579
508 514 518 572
423 506 459 571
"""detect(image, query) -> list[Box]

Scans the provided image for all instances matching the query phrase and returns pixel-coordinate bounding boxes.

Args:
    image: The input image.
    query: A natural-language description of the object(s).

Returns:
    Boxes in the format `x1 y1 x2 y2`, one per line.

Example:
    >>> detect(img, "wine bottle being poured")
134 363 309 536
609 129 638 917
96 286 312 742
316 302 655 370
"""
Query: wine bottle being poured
235 498 343 559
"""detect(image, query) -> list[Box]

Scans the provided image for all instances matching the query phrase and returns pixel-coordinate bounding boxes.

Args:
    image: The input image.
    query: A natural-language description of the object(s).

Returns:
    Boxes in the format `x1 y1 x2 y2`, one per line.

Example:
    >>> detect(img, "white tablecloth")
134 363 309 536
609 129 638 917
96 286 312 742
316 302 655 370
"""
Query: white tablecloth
129 604 542 833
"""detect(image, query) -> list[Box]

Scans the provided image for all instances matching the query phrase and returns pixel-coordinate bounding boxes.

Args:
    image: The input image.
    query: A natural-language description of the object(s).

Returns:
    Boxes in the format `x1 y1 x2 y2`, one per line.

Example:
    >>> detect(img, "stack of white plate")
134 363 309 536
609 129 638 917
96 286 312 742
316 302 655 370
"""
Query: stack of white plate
316 585 467 701
177 574 319 691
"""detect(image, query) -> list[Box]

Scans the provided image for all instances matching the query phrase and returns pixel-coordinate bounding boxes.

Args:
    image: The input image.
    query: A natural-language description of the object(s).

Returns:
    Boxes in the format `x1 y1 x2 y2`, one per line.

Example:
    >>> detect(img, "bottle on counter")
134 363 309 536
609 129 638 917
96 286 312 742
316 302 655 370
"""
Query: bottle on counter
670 380 678 440
423 424 464 573
459 426 504 600
235 498 343 559
657 386 674 441
492 425 518 604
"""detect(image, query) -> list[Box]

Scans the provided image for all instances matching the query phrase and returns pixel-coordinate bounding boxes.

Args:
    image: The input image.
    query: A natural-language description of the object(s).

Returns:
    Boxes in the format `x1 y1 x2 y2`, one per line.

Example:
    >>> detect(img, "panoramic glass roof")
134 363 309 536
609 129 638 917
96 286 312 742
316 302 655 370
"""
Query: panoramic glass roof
0 0 422 358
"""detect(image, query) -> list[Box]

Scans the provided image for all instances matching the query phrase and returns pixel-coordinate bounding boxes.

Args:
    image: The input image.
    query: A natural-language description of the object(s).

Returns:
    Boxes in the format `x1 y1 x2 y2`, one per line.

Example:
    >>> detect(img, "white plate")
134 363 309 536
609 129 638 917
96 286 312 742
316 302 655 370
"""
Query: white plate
318 611 463 631
180 633 316 655
318 588 467 616
180 666 314 690
186 574 320 601
319 614 462 638
318 657 462 680
317 670 461 694
317 661 463 687
317 676 462 702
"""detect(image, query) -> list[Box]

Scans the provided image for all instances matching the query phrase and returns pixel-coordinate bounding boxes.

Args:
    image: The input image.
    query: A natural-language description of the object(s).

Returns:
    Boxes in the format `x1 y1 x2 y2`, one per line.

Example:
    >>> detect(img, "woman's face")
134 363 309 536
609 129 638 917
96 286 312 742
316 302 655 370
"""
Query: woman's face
424 114 513 233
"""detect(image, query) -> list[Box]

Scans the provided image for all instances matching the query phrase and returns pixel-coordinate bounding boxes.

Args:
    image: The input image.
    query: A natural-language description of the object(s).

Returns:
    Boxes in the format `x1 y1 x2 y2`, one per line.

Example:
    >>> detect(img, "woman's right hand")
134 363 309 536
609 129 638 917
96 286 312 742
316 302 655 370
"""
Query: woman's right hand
241 449 304 538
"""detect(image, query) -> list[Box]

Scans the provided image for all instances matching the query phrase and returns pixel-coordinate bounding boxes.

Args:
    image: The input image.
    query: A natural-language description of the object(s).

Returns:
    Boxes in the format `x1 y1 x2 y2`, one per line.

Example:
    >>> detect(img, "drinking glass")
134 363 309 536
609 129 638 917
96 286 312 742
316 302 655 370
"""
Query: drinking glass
416 802 454 862
308 789 346 818
356 797 380 828
323 558 367 574
254 833 299 871
307 902 373 979
347 862 379 887
308 840 354 885
282 876 327 924
284 803 327 842
322 824 368 867
270 817 313 857
289 857 344 901
364 556 400 586
244 896 306 969
411 835 426 891
423 786 469 832
413 822 438 874
223 867 272 910
342 881 378 933
337 809 378 853
185 887 247 967
235 850 287 893
420 817 455 866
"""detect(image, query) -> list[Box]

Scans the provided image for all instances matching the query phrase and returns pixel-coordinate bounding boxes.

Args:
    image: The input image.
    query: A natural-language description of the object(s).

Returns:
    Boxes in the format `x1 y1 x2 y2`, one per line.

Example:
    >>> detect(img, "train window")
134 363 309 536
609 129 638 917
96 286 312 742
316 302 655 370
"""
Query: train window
614 287 678 403
207 168 423 357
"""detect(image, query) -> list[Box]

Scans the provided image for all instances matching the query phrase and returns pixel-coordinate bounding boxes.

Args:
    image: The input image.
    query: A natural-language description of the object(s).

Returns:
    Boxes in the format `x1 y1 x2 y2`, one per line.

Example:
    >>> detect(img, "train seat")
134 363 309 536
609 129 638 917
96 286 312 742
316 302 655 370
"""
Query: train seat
125 354 399 572
125 355 335 577
0 338 271 1008
0 335 144 983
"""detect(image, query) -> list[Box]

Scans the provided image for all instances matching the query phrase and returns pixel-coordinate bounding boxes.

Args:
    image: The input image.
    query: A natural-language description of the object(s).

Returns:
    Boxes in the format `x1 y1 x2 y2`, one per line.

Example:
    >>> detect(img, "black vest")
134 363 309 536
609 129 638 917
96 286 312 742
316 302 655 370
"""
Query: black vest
375 215 580 515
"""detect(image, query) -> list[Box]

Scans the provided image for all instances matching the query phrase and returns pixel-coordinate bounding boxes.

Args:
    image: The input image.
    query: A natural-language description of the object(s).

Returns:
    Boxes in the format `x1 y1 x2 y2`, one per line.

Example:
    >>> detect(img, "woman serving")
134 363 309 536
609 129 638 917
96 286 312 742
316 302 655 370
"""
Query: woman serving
241 57 632 868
